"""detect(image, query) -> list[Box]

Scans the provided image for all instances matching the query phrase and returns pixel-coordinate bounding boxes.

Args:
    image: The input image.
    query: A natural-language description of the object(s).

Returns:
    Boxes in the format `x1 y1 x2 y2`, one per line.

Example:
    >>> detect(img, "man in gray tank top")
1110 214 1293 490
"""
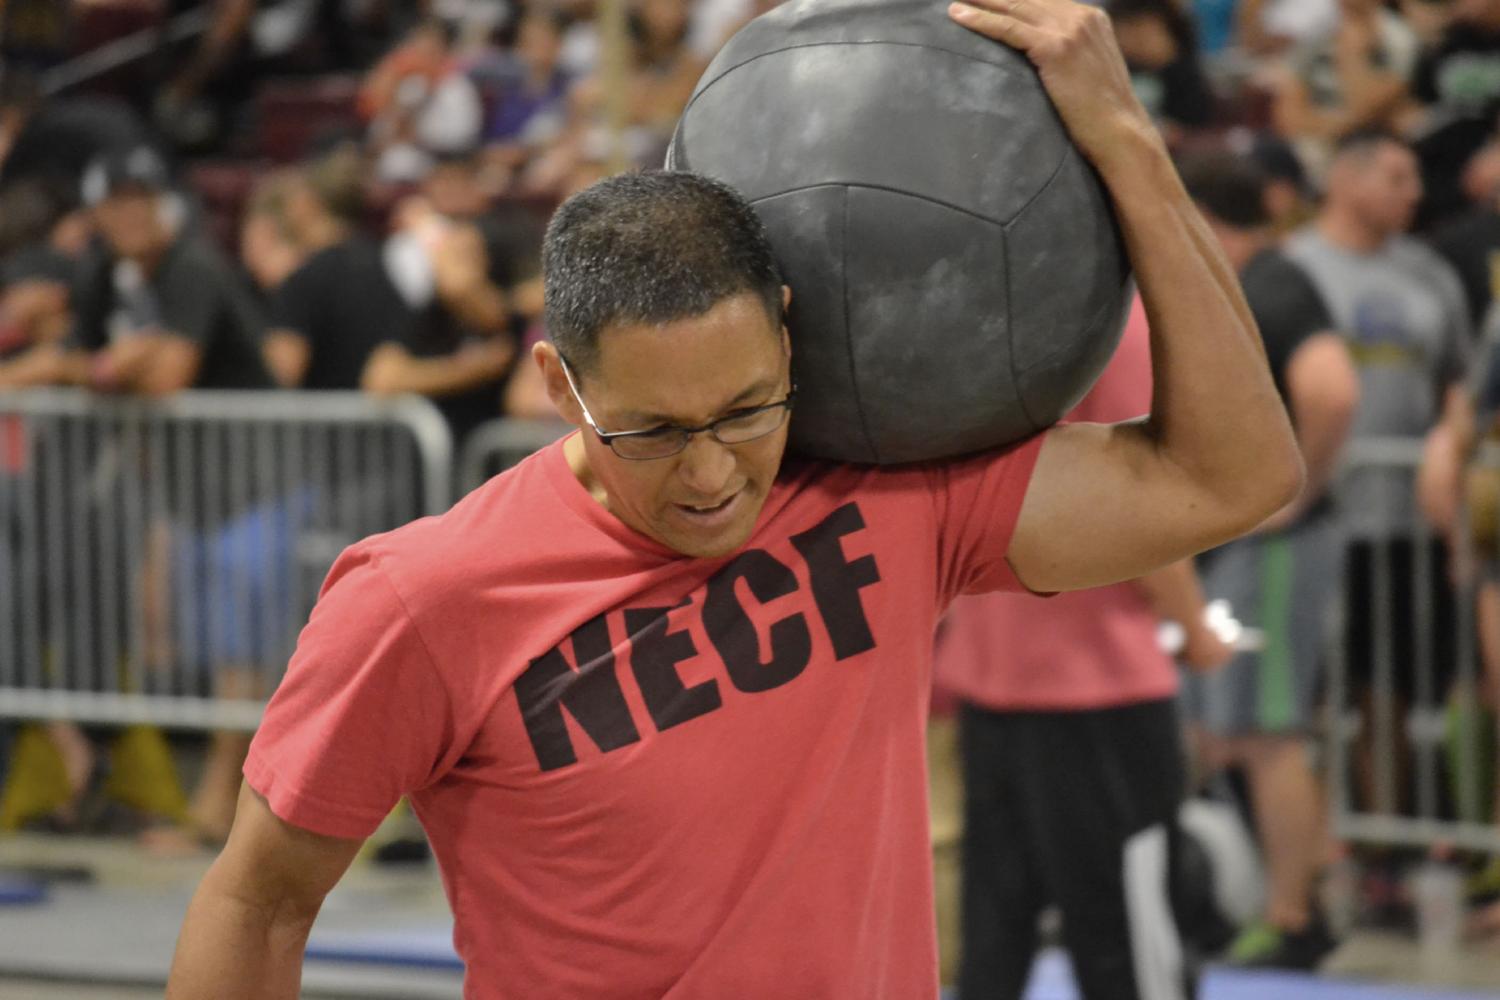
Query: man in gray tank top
1284 129 1471 820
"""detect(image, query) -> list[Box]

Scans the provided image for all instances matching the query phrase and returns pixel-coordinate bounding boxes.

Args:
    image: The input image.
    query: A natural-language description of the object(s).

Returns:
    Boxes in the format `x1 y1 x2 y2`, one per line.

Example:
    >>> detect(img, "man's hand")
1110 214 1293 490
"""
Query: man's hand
1179 622 1236 674
947 0 1155 170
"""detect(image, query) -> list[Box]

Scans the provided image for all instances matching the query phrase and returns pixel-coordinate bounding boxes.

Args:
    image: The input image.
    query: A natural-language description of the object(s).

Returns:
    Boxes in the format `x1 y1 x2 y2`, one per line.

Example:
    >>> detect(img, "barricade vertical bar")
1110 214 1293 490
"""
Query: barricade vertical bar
44 413 70 690
393 425 415 525
283 419 304 663
204 419 227 701
256 420 279 694
68 414 95 693
0 419 17 688
1454 493 1482 825
1371 538 1396 816
339 424 359 538
1412 520 1437 822
227 418 253 701
120 408 147 695
1327 575 1352 838
362 418 380 535
97 410 123 699
173 416 197 697
16 415 43 688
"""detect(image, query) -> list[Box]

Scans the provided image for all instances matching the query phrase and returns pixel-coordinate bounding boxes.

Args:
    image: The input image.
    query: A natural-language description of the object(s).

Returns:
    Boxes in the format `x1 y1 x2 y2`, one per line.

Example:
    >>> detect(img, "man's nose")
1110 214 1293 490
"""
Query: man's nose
676 432 737 497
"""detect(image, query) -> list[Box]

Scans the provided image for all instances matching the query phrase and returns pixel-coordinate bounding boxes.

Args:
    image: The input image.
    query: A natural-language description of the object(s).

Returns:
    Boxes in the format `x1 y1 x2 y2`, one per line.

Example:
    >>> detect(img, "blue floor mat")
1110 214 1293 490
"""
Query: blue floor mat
306 931 1500 999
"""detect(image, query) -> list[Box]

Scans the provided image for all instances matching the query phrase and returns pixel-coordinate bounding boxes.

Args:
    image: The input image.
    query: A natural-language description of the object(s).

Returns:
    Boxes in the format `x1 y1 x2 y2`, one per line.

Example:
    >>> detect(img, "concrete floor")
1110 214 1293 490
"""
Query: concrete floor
3 832 1500 998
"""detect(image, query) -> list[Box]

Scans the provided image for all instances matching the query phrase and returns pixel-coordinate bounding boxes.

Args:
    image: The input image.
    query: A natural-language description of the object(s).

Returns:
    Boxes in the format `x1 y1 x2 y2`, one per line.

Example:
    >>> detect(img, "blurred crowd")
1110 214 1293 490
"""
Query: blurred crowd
0 0 1498 434
6 0 1500 985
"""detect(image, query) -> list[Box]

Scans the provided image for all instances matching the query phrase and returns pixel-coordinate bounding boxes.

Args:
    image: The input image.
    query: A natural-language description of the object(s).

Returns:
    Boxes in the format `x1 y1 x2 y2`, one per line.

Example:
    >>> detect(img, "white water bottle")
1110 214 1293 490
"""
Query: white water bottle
1412 860 1464 965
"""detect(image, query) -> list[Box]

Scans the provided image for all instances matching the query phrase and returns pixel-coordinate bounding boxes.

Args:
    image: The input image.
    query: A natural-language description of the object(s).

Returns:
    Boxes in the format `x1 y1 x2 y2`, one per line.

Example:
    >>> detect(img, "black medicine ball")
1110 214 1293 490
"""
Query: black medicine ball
668 0 1132 464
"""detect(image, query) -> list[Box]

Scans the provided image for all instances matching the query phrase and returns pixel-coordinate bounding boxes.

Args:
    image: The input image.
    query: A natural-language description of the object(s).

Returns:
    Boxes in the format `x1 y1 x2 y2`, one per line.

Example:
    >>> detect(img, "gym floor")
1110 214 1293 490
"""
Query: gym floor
4 834 1500 999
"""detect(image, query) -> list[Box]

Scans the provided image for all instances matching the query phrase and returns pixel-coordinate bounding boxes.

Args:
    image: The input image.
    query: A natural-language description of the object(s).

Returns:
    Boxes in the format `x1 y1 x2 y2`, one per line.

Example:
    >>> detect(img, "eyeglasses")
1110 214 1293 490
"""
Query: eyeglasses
558 355 796 461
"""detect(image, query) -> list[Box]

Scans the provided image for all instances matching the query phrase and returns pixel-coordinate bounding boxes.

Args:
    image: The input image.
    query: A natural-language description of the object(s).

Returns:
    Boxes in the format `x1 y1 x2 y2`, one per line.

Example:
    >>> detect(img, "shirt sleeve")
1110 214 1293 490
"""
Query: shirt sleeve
243 543 457 840
926 432 1046 603
1247 257 1335 390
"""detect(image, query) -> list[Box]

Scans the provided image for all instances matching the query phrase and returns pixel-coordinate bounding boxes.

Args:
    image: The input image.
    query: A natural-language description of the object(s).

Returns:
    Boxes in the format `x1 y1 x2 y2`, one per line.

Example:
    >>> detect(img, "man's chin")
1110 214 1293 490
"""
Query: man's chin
663 523 756 560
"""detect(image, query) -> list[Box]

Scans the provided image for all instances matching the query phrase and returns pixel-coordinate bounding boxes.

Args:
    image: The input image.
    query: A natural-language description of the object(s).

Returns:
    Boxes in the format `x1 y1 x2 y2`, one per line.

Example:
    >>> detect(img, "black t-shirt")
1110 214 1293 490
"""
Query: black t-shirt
1429 207 1500 331
1412 24 1500 227
1240 248 1335 408
70 232 273 527
397 207 543 443
71 233 272 389
269 236 407 389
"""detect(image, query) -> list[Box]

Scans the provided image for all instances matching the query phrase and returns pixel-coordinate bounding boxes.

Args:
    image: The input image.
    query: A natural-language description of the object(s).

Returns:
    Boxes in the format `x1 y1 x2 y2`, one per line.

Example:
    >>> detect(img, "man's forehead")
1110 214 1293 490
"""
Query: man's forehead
588 314 786 422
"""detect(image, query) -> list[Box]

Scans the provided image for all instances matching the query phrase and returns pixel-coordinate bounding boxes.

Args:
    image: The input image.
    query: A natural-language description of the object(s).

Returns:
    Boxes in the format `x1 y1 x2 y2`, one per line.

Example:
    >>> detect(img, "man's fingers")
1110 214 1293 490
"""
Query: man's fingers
947 2 1047 49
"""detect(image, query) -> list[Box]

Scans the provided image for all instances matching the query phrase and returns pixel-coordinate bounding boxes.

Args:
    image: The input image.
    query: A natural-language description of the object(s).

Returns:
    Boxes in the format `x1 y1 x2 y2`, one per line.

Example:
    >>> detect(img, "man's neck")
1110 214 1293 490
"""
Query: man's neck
1316 207 1389 254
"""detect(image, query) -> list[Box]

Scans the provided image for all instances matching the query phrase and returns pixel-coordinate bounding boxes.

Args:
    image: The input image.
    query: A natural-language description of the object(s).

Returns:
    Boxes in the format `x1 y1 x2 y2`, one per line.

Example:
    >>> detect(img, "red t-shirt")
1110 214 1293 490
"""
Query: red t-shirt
245 431 1043 999
934 295 1178 711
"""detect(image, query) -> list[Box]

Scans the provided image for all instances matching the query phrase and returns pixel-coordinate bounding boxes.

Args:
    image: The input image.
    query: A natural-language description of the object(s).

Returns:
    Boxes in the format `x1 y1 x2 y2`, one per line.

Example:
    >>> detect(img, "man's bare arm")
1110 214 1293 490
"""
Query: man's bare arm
167 783 362 1000
950 0 1302 592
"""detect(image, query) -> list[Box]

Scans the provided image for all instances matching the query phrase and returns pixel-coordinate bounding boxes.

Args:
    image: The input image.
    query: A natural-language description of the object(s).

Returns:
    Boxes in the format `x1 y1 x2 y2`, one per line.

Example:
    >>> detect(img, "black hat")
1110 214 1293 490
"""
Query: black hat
81 144 171 206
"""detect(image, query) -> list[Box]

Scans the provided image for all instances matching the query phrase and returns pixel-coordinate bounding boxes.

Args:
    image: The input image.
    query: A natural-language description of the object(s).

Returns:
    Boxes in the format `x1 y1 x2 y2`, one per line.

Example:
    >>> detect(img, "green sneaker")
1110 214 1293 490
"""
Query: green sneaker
1226 917 1337 970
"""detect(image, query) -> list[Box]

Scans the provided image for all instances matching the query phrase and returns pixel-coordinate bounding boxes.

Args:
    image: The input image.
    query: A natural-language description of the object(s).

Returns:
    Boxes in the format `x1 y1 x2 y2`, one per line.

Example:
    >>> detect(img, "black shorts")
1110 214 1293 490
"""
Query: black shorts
958 697 1197 1000
1343 538 1457 704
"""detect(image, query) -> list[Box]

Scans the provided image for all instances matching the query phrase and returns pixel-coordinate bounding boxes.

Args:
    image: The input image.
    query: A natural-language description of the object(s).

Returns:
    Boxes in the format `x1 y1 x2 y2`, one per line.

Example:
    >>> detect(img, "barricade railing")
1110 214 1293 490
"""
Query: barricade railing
1326 436 1499 854
0 389 451 731
457 417 570 493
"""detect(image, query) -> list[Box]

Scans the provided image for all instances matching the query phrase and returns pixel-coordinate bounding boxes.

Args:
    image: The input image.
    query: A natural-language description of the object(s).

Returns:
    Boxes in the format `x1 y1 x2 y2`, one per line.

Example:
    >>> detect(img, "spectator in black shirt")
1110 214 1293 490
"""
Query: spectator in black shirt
1409 0 1500 226
1429 149 1500 330
65 145 286 853
1107 0 1216 140
64 145 270 395
377 150 544 441
255 147 514 414
256 149 409 391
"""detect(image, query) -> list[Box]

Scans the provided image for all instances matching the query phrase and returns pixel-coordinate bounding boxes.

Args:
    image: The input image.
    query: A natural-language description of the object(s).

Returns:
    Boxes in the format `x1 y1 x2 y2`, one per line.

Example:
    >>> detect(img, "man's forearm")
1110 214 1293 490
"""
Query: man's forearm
168 877 315 1000
442 278 510 336
1133 558 1207 628
1097 128 1301 509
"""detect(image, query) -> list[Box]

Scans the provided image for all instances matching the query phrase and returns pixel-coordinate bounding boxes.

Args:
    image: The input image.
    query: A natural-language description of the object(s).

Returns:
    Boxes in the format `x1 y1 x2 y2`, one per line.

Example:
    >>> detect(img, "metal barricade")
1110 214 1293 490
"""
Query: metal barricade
0 389 451 731
458 417 571 493
1327 437 1499 853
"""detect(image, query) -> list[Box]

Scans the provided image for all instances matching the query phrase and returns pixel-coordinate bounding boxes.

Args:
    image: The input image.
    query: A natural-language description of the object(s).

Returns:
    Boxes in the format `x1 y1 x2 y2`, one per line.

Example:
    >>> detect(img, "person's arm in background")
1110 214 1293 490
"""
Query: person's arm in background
361 338 514 398
1134 559 1234 672
432 223 512 337
1417 261 1479 538
164 0 257 108
951 0 1302 593
1262 333 1361 530
0 279 88 387
262 330 311 387
167 785 362 1000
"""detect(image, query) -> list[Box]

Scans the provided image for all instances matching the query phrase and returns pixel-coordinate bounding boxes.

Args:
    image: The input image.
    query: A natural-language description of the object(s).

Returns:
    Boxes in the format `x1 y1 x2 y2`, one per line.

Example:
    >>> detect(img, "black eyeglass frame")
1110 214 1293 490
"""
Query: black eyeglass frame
557 354 797 461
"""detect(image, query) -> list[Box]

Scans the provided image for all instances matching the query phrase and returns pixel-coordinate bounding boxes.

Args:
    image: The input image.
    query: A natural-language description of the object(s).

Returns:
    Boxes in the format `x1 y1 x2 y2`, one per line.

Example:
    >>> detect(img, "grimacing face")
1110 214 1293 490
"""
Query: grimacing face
540 290 794 560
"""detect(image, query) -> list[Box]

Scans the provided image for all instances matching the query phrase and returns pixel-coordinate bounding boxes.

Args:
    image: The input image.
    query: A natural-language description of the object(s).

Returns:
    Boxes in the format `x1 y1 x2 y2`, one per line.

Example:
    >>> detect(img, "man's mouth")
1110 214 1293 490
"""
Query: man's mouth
672 488 744 526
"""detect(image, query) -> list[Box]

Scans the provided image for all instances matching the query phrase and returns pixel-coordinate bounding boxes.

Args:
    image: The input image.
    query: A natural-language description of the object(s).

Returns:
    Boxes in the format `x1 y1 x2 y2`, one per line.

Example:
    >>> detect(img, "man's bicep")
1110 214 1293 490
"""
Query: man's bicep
217 782 362 915
1006 422 1240 594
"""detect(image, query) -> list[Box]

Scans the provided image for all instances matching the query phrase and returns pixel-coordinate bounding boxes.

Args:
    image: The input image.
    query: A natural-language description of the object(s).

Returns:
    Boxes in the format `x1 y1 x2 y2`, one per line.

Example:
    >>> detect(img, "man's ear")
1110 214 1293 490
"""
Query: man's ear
533 341 584 428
